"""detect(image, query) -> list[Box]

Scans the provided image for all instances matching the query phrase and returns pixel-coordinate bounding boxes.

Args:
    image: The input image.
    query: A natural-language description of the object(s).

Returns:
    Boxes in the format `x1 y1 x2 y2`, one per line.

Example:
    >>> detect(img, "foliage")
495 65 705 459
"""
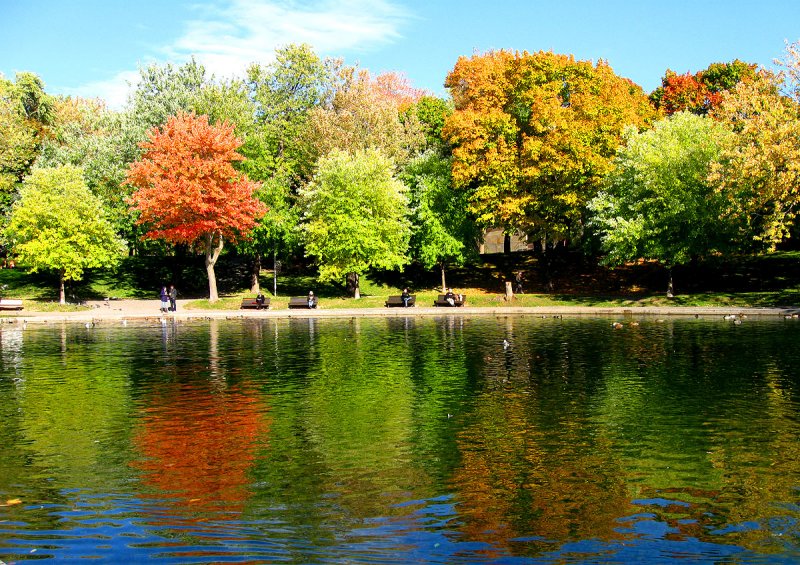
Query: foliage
443 50 657 241
303 66 426 168
240 44 333 258
4 165 125 302
299 149 411 295
403 150 479 288
0 73 55 211
588 112 735 289
411 95 454 152
126 113 265 301
650 60 757 115
710 65 800 247
36 97 135 238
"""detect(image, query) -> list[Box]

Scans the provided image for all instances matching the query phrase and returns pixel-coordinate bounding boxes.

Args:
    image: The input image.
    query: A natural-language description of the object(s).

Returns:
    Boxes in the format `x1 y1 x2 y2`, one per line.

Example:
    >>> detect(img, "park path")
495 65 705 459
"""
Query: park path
3 299 797 326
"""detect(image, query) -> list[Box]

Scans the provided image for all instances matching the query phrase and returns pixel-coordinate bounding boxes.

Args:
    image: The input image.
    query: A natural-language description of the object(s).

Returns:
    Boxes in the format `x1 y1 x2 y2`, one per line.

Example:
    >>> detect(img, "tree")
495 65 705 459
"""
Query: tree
587 112 735 295
443 50 656 244
126 113 266 301
4 165 125 303
0 72 55 212
240 44 333 291
404 150 478 291
299 149 410 298
303 66 425 169
710 61 800 247
650 60 757 116
36 97 133 239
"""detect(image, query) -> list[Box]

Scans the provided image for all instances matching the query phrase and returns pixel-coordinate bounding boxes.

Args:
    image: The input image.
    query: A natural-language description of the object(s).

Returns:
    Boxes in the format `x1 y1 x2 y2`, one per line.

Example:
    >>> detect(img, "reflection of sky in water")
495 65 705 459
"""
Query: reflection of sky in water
0 317 800 562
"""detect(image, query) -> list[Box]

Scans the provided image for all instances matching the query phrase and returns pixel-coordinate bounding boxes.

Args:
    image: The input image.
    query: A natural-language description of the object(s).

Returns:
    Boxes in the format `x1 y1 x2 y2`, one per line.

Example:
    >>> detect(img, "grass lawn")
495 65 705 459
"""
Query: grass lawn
1 250 799 311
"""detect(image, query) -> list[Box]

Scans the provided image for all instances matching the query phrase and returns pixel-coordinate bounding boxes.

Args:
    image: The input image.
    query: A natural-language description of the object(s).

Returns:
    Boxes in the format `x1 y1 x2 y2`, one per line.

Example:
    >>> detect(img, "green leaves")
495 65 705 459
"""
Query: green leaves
5 165 125 297
299 149 410 284
589 112 734 271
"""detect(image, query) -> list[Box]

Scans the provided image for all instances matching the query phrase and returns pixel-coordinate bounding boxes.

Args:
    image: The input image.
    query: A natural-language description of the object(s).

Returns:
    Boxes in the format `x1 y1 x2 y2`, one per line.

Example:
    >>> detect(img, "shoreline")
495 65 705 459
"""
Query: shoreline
1 299 798 325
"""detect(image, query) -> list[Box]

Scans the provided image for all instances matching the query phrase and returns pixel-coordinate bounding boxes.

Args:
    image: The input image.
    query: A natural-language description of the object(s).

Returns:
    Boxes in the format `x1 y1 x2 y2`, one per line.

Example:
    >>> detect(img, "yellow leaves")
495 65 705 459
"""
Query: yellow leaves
1 498 22 506
444 49 655 238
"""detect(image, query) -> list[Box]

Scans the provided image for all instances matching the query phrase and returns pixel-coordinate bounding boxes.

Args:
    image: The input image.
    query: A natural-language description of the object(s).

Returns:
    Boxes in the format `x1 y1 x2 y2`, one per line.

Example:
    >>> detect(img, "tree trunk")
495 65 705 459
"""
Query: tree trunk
440 262 447 293
250 254 261 294
59 271 66 305
347 272 360 299
666 267 674 298
504 234 511 254
205 231 224 302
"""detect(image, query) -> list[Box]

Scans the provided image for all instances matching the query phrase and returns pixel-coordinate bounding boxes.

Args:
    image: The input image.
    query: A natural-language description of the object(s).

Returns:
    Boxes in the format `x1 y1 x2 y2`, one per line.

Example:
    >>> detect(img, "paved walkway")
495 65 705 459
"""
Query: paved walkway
3 299 798 325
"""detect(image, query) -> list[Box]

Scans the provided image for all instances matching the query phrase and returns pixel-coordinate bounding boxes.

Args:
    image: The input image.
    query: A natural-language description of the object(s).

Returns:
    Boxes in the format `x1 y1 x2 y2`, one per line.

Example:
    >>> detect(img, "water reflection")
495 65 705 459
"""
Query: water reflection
1 316 800 562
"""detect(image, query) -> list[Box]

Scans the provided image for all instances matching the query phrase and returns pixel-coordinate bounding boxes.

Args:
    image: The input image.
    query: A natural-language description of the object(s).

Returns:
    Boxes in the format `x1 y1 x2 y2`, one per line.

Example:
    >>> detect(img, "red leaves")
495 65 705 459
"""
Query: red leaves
125 113 266 246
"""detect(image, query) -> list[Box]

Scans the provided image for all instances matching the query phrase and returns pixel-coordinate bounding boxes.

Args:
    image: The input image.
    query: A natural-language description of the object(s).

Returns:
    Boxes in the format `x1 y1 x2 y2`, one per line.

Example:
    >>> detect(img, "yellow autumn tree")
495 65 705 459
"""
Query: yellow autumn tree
443 50 657 243
710 46 800 248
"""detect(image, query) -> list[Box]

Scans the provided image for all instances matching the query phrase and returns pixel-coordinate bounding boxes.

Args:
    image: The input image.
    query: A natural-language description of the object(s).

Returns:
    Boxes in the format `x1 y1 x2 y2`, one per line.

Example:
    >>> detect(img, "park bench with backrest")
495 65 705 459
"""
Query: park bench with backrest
240 297 270 310
288 296 317 309
385 295 416 307
433 294 466 307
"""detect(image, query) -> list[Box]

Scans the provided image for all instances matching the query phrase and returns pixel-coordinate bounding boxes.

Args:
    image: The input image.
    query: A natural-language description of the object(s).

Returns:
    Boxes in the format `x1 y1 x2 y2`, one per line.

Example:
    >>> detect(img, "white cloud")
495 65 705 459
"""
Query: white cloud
62 69 143 110
71 0 410 109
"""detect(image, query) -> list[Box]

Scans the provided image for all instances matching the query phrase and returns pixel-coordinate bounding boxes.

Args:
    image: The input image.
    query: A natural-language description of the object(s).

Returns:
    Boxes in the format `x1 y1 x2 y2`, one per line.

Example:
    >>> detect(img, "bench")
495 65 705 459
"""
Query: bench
288 296 317 309
0 299 23 311
240 297 270 310
385 295 416 307
433 294 466 307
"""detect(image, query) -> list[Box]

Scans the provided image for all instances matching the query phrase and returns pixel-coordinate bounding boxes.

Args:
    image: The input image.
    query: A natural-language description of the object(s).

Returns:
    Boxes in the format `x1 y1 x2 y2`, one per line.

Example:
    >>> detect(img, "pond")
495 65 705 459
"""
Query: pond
1 314 799 563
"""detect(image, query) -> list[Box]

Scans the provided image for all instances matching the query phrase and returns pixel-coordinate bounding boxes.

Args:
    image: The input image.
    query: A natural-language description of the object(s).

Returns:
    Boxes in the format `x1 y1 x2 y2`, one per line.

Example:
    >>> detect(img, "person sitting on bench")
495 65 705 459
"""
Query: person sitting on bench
401 287 412 307
307 291 316 308
255 292 266 309
444 288 456 306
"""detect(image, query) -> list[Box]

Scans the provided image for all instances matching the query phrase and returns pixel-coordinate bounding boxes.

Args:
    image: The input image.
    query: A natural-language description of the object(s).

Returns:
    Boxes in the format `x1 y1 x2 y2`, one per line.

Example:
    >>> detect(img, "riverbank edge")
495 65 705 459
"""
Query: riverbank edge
3 304 799 325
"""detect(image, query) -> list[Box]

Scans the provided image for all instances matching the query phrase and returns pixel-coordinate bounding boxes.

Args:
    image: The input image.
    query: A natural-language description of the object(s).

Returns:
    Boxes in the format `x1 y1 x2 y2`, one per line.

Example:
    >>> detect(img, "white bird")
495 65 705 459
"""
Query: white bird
503 339 510 349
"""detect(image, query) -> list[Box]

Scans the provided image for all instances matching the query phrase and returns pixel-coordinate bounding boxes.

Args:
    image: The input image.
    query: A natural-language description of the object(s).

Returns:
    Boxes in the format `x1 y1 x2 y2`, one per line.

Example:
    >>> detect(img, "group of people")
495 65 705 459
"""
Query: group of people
159 285 178 313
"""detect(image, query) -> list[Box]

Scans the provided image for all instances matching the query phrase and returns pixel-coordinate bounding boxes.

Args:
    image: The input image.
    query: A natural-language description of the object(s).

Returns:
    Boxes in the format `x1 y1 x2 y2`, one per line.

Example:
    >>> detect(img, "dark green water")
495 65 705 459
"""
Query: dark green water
1 315 799 563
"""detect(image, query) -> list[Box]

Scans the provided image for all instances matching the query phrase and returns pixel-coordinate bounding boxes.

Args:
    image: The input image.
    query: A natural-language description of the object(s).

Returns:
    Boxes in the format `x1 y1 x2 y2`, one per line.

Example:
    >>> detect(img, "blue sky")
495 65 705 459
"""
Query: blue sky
2 0 798 109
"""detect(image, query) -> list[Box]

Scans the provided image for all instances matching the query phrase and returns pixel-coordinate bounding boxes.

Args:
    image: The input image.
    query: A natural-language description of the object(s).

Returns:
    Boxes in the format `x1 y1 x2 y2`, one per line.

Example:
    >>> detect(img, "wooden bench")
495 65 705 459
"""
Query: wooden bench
288 296 317 309
433 294 466 307
385 295 416 307
0 299 23 311
240 297 270 310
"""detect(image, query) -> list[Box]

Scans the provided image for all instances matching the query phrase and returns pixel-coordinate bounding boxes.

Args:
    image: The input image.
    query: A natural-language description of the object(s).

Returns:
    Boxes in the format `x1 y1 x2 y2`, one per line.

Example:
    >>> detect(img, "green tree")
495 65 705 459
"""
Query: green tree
404 150 478 291
36 97 132 240
240 44 333 291
299 149 411 298
0 72 55 211
5 165 125 303
588 112 735 295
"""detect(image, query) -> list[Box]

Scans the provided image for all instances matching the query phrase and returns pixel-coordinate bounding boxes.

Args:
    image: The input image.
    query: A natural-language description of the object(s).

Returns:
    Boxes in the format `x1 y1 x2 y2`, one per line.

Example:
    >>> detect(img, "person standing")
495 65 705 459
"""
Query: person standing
159 286 170 313
168 285 178 312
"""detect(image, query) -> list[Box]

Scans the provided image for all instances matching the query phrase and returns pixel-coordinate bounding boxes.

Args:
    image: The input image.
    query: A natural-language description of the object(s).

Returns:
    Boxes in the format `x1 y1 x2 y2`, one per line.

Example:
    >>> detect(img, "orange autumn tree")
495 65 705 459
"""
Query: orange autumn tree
126 112 266 301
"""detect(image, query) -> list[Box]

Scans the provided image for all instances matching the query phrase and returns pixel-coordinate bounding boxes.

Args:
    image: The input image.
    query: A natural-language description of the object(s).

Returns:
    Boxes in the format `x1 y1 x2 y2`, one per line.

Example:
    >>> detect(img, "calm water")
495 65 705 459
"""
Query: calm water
1 314 799 563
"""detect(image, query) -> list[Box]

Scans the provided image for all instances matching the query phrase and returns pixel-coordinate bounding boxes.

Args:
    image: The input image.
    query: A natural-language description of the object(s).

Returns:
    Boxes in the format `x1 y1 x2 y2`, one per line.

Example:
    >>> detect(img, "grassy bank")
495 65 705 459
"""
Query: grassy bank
1 250 799 311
